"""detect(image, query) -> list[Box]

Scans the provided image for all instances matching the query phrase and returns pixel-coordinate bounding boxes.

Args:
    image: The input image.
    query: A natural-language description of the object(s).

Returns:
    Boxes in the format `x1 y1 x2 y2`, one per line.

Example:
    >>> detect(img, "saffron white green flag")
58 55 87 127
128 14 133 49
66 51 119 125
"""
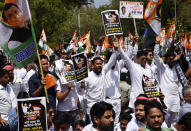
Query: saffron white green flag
38 29 54 56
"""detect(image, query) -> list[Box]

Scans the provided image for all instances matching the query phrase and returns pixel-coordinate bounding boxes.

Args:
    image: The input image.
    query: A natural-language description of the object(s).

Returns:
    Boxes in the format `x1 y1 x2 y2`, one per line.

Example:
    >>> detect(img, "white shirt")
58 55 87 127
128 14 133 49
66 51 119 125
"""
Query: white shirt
56 81 78 111
154 44 181 112
0 84 17 120
85 51 118 114
119 47 145 108
114 123 122 131
145 63 157 80
125 118 145 131
83 124 98 131
105 60 124 99
23 69 36 92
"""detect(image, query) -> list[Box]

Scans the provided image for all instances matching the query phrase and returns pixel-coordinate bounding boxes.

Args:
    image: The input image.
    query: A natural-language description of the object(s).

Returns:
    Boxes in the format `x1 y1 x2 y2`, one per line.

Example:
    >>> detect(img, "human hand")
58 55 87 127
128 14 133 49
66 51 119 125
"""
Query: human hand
155 35 161 44
68 82 73 90
133 34 139 42
0 119 8 126
112 35 120 51
159 92 165 101
41 78 46 85
81 80 85 89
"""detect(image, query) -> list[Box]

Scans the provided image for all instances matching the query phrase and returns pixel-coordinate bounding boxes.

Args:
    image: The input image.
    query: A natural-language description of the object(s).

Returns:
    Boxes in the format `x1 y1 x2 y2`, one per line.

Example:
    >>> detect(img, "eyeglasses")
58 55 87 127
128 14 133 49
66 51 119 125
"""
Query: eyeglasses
149 54 153 57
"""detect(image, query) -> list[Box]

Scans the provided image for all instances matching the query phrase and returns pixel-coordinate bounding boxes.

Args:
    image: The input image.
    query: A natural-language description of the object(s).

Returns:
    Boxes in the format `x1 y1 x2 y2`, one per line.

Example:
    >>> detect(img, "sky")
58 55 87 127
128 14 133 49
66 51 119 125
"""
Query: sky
94 0 111 8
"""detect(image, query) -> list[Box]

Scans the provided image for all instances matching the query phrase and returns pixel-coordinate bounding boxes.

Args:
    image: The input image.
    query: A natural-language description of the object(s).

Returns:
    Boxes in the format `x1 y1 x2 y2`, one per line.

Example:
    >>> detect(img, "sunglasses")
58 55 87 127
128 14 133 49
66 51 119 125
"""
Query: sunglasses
141 58 147 61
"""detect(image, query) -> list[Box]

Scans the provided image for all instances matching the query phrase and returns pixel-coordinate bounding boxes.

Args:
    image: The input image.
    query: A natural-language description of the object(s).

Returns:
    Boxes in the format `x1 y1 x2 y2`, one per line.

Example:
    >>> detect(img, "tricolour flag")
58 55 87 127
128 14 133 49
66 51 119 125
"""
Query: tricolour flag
189 33 191 50
129 32 134 41
144 0 162 35
160 27 166 46
101 36 110 52
184 33 189 50
38 29 54 56
166 21 175 38
120 36 125 49
0 0 37 68
78 31 93 53
66 30 78 52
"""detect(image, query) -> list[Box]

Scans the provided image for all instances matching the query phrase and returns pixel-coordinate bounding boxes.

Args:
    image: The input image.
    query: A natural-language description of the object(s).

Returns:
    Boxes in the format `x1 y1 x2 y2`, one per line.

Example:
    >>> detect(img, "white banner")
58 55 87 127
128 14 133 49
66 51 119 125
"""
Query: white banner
120 1 144 19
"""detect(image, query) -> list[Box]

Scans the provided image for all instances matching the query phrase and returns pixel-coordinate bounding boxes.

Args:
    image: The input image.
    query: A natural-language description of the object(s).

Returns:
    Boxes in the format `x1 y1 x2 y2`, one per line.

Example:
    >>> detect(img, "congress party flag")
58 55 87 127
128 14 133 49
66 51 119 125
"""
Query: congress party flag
160 27 166 46
120 36 125 49
38 29 54 57
101 36 110 52
66 30 78 52
144 0 162 35
184 33 189 50
166 21 175 39
0 0 37 68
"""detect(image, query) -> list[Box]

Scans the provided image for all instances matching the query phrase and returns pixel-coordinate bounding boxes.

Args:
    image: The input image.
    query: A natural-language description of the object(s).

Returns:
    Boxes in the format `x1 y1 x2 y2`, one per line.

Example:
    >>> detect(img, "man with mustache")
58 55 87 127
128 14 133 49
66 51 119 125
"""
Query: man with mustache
83 101 115 131
126 96 147 131
143 101 172 131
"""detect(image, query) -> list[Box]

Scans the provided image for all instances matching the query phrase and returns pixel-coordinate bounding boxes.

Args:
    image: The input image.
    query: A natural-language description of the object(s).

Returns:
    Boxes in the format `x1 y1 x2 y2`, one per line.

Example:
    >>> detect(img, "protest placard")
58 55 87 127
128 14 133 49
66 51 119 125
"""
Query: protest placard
120 1 144 19
0 0 37 68
72 52 88 82
55 59 76 84
17 97 47 131
142 75 160 98
101 10 123 36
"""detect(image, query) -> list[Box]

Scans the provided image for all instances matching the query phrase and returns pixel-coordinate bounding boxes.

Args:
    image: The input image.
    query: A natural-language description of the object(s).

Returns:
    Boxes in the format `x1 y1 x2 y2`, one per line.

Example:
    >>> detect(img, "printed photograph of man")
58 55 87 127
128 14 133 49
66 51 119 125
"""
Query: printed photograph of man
121 6 126 15
1 1 32 50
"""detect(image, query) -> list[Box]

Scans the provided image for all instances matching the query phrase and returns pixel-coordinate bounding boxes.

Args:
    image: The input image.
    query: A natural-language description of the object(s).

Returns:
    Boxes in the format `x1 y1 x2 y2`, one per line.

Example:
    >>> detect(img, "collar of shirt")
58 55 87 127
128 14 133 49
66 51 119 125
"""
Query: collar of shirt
0 84 4 90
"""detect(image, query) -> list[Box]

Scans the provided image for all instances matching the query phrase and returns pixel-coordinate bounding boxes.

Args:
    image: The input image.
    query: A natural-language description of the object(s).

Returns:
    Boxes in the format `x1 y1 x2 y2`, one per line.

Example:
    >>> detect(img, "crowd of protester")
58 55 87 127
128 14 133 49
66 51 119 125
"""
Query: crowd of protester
0 34 191 131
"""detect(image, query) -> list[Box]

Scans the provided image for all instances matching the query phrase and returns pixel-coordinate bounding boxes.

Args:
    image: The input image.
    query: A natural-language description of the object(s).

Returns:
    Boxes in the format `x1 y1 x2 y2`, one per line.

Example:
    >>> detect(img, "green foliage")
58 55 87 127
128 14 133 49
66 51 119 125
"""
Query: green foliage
0 0 190 47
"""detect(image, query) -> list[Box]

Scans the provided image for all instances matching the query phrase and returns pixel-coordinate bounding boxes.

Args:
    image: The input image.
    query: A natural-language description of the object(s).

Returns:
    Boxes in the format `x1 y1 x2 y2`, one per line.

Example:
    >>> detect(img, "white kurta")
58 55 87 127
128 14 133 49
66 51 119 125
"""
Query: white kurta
0 84 17 120
119 47 145 109
85 51 118 114
154 44 181 112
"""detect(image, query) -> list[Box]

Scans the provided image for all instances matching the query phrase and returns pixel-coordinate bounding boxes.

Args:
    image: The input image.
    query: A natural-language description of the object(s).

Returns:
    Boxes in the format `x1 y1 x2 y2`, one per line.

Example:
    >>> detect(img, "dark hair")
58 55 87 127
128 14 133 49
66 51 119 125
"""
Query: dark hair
178 112 191 130
144 101 165 116
136 50 146 58
74 120 86 128
53 113 71 127
90 101 114 125
40 55 49 60
49 55 55 63
134 99 148 108
0 69 9 78
2 3 20 21
156 4 162 18
144 49 153 56
92 56 103 65
138 94 148 98
119 113 132 122
121 6 126 10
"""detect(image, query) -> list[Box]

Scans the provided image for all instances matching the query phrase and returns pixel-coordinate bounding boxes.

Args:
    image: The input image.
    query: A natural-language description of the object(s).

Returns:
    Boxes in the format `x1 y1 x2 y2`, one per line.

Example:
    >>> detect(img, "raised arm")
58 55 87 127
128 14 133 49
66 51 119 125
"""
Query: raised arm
153 35 165 69
103 36 119 74
119 45 134 70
